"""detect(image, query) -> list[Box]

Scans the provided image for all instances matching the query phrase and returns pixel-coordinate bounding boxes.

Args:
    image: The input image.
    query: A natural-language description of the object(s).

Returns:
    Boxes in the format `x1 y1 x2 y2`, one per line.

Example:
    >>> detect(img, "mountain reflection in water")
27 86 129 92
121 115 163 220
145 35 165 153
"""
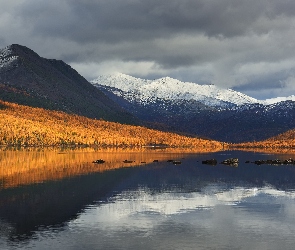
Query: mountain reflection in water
0 148 295 250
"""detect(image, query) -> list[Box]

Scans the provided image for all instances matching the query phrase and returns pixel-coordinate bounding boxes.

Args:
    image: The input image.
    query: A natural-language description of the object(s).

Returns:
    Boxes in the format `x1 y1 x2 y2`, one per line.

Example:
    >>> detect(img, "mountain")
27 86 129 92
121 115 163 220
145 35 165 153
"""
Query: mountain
91 73 295 143
0 44 136 124
91 73 259 107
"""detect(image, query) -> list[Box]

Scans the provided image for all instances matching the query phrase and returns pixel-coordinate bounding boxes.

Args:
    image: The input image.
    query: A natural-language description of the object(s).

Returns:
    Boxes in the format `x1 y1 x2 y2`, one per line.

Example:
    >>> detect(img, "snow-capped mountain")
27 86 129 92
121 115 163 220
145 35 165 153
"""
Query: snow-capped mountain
91 73 259 107
91 73 295 143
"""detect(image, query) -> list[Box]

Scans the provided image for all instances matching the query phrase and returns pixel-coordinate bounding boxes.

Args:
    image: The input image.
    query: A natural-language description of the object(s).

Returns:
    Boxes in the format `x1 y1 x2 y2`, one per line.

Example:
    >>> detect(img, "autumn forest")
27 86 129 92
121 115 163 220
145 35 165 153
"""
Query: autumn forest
0 100 227 150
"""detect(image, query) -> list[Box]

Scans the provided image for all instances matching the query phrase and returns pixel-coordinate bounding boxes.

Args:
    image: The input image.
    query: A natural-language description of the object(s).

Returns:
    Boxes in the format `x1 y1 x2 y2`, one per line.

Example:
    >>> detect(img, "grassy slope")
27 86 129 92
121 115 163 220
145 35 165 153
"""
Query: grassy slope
0 100 226 150
233 129 295 149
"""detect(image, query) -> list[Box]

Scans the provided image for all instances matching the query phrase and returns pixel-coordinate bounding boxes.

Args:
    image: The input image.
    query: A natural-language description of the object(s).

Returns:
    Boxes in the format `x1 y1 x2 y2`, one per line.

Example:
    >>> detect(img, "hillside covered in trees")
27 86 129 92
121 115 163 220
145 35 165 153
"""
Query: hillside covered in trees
234 129 295 149
0 100 226 150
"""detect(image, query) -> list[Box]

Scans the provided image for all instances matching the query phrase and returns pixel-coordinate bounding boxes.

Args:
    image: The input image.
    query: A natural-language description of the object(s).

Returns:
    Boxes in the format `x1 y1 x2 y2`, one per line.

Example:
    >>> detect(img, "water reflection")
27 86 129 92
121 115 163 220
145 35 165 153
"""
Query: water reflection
0 149 295 249
0 148 190 189
55 185 295 250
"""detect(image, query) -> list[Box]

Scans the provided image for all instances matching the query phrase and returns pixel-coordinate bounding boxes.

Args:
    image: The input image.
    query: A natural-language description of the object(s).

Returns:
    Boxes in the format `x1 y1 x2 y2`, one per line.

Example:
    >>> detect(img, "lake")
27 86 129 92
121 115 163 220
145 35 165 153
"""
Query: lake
1 148 295 250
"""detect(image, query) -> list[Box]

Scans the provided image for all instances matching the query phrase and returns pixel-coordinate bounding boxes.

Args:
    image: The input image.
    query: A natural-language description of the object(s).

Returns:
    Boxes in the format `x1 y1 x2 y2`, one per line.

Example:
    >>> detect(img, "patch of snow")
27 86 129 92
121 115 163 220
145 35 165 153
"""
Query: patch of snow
0 45 19 69
263 95 295 105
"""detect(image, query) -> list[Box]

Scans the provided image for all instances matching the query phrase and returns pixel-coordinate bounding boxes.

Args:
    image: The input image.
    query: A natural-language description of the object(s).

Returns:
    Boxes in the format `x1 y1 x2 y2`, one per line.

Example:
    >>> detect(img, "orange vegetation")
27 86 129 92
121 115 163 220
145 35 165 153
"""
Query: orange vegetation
0 100 226 149
233 129 295 150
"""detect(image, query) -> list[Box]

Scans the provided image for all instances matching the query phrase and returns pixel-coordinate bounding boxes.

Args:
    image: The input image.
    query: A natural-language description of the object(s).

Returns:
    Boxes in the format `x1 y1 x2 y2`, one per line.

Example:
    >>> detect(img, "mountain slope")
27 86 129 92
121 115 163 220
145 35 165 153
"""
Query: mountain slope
0 100 226 150
91 73 295 143
0 44 136 124
234 127 295 149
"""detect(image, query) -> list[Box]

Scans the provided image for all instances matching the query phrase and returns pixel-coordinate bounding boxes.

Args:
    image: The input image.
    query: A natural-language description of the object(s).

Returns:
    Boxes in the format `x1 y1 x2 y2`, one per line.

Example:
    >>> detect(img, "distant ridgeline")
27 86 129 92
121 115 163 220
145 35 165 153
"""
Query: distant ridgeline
92 74 295 143
0 44 137 125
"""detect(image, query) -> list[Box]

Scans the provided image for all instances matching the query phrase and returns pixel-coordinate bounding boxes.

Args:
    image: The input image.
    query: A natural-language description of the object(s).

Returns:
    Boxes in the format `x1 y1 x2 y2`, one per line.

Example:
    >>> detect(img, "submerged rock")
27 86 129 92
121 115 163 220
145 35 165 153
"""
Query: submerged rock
221 158 239 165
92 159 105 164
253 158 295 165
172 160 182 165
123 160 134 163
202 159 217 165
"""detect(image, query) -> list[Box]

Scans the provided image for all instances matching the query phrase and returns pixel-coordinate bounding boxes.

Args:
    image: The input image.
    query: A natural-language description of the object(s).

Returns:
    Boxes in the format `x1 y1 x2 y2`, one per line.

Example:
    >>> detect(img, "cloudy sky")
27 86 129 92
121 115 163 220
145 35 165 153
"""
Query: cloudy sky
1 0 295 99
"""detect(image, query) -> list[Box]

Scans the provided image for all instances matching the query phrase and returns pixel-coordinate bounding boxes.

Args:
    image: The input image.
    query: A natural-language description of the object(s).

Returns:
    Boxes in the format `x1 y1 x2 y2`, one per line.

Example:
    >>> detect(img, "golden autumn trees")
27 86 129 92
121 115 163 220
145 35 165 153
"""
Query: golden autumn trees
233 129 295 149
0 100 226 150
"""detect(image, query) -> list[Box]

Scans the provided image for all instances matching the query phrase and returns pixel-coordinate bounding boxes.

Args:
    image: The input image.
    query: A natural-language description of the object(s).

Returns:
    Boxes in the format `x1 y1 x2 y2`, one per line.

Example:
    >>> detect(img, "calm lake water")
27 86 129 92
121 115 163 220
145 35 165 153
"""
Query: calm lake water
1 148 295 250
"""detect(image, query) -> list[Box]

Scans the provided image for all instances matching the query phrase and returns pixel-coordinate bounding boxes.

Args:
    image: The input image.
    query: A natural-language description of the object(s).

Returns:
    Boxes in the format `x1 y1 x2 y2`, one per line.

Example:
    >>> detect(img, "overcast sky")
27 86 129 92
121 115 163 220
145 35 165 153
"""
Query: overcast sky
1 0 295 99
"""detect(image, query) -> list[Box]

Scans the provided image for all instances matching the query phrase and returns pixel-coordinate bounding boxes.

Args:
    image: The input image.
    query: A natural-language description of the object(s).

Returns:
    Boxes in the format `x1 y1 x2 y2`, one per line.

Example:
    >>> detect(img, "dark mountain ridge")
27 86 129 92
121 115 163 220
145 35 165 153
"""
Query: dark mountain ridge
0 44 136 124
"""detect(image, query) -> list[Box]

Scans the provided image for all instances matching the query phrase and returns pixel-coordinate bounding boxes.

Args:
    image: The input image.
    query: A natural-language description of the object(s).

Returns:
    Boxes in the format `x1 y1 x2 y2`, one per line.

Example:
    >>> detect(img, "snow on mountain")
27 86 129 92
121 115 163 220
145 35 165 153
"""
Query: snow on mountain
263 95 295 105
0 45 19 69
91 73 260 107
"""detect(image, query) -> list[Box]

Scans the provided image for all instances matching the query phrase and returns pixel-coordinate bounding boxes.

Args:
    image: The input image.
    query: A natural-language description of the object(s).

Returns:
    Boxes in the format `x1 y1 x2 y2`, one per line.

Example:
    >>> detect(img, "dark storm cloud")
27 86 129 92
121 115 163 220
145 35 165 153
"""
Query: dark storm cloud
233 69 295 99
16 0 290 43
1 0 295 98
234 71 289 92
